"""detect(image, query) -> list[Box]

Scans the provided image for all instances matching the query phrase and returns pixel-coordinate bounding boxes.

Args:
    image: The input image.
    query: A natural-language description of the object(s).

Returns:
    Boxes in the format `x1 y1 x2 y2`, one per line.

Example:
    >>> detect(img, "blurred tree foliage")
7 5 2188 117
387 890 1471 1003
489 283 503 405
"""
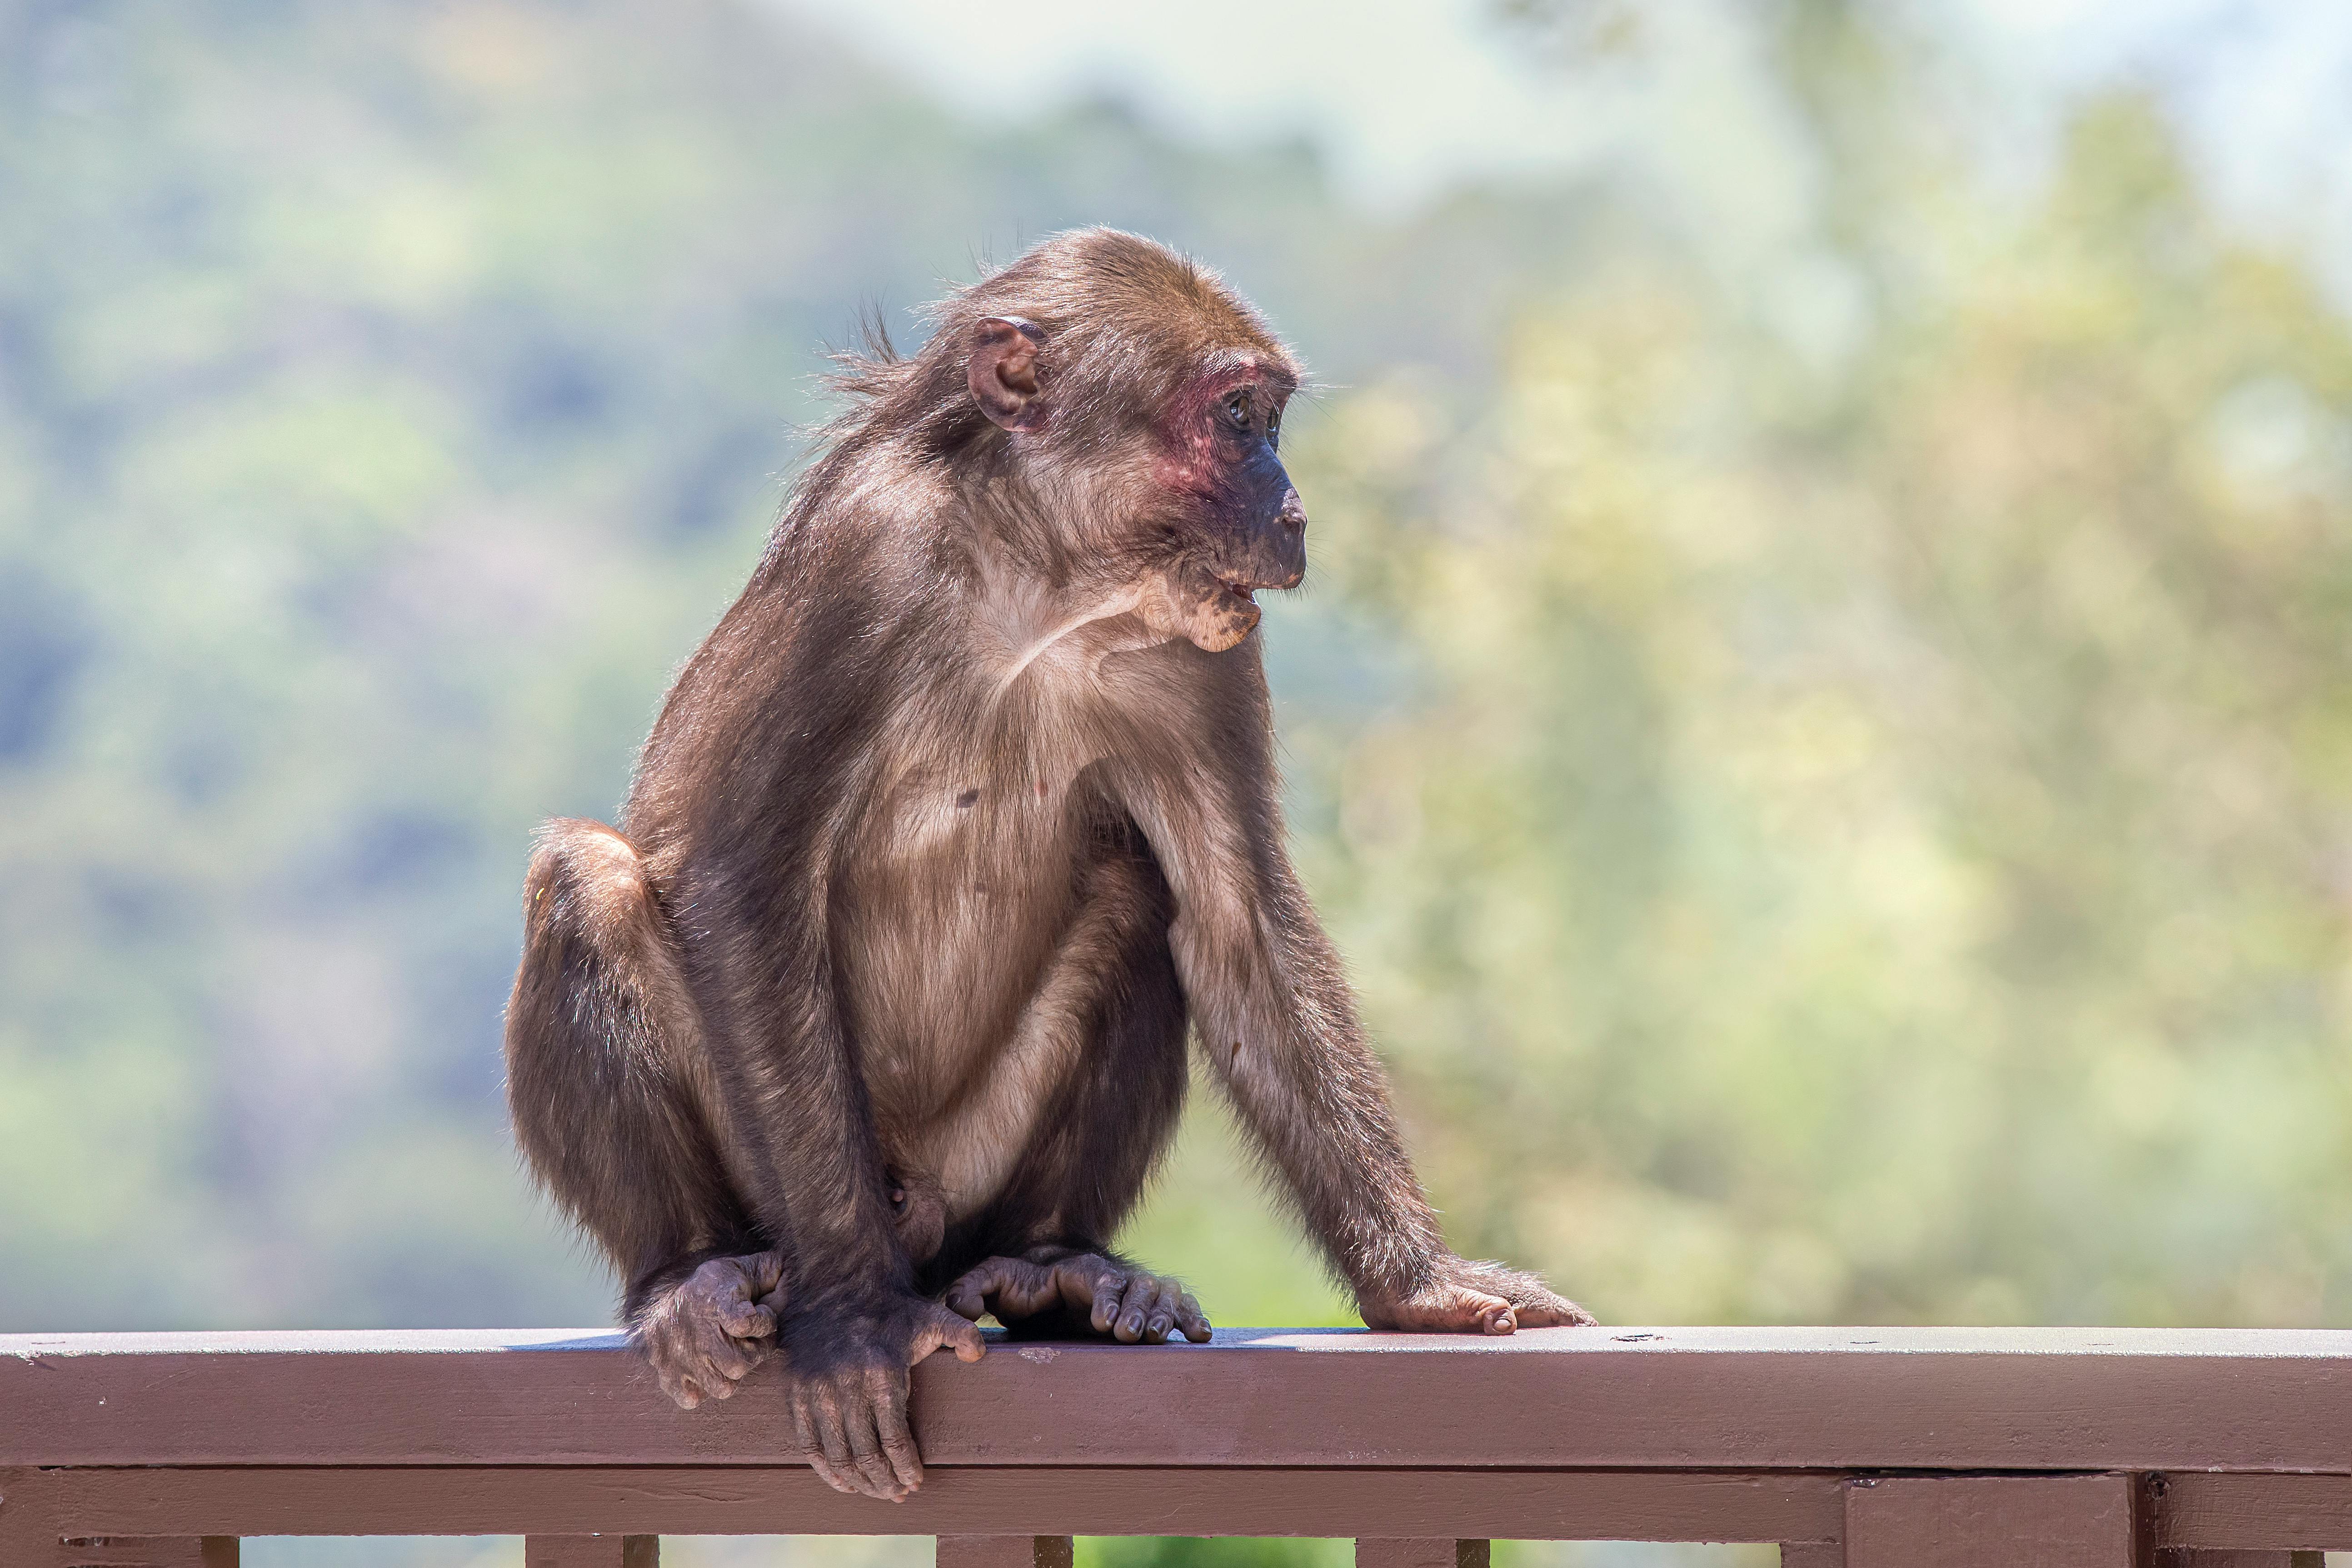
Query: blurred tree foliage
1266 13 2352 1328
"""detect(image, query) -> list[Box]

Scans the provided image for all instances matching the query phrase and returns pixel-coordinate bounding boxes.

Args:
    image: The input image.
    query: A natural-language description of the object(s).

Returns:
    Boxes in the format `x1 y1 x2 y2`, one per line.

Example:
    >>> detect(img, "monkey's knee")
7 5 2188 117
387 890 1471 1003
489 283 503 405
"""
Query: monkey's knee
523 818 660 942
512 816 696 1064
506 816 730 1272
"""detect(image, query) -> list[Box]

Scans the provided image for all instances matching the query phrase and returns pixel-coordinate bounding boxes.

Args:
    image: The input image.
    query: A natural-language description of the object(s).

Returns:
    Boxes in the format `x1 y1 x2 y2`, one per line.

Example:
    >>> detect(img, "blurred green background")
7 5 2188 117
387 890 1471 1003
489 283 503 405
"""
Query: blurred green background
7 0 2352 1564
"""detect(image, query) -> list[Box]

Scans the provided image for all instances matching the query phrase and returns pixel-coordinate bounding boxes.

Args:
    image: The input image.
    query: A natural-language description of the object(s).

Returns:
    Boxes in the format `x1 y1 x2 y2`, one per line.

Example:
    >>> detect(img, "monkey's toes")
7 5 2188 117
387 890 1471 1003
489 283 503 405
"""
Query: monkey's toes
1105 1268 1210 1344
645 1324 765 1409
634 1252 784 1408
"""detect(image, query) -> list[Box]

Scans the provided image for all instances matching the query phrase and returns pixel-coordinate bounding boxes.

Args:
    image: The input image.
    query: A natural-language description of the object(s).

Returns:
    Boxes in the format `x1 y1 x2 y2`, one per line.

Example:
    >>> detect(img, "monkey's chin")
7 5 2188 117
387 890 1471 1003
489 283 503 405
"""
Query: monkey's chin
1139 564 1263 652
1186 585 1261 652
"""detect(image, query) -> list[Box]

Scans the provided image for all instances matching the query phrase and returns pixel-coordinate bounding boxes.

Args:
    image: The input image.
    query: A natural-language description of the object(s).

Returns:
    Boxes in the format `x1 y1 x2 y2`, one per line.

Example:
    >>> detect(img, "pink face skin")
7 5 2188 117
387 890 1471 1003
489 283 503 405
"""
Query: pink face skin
1152 357 1307 598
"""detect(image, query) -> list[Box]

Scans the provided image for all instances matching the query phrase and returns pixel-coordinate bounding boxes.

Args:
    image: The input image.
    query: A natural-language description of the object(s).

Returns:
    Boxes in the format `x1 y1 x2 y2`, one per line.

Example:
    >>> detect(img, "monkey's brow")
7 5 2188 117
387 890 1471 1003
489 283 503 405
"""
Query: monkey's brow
1198 347 1299 393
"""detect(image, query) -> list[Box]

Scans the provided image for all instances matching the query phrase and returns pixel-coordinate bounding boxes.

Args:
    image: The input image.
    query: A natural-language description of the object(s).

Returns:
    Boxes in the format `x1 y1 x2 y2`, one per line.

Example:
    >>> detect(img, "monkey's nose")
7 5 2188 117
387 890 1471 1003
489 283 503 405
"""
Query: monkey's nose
1279 489 1308 533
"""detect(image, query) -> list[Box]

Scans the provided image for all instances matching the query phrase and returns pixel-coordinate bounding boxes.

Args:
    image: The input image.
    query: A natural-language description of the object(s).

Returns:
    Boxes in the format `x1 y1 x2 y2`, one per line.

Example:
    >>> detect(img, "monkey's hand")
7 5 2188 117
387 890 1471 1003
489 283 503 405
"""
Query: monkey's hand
777 1292 985 1502
634 1250 787 1409
945 1252 1213 1345
1358 1256 1597 1335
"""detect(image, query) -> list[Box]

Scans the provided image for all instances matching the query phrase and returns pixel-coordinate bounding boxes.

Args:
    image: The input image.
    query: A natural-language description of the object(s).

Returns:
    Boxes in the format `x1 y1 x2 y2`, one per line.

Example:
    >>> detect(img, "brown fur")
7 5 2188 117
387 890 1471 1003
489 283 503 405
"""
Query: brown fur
503 229 1591 1502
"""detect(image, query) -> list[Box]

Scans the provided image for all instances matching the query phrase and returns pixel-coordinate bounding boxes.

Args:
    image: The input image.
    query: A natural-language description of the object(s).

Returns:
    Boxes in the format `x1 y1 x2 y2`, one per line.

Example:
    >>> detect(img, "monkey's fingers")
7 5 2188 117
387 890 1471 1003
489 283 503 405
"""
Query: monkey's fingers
740 1249 786 1300
1135 1277 1187 1344
676 1254 781 1343
805 1391 867 1498
870 1364 924 1497
842 1383 906 1501
1512 1293 1598 1328
714 1298 777 1340
1460 1262 1594 1329
646 1323 715 1408
946 1258 1017 1319
1001 1257 1084 1319
1362 1280 1519 1334
1081 1266 1129 1334
1047 1256 1119 1320
788 1395 850 1496
1451 1288 1517 1335
945 1257 1043 1323
943 1267 994 1321
693 1324 762 1390
664 1370 705 1410
1142 1278 1206 1344
908 1300 988 1363
1111 1272 1165 1343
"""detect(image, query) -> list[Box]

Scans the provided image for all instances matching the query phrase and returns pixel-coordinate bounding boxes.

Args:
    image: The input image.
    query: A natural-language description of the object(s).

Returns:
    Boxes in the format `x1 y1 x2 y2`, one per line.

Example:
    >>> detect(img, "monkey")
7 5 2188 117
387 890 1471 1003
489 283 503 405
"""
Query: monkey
503 228 1593 1504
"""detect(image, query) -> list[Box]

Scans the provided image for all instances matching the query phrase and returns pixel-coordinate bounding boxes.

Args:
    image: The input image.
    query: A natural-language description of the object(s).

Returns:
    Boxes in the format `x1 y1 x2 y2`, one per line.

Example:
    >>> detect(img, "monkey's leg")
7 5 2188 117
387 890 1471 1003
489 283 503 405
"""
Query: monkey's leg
504 818 780 1407
942 839 1210 1345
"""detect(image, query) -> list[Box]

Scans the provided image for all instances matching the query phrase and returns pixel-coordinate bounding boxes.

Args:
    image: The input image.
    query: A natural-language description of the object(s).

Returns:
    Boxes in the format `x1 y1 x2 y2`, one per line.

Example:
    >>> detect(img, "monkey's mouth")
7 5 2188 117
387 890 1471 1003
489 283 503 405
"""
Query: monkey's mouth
1213 569 1300 602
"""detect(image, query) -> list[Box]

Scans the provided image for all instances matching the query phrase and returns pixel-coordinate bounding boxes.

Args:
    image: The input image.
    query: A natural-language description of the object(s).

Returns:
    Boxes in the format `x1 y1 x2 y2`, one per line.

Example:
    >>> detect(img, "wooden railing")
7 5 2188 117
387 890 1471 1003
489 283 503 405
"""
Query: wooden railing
6 1325 2352 1567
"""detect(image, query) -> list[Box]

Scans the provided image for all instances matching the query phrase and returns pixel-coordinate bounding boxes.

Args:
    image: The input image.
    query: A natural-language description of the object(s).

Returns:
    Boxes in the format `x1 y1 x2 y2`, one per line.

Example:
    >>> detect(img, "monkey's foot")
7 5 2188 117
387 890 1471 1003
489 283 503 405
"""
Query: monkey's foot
634 1250 786 1408
945 1252 1212 1344
1358 1256 1597 1335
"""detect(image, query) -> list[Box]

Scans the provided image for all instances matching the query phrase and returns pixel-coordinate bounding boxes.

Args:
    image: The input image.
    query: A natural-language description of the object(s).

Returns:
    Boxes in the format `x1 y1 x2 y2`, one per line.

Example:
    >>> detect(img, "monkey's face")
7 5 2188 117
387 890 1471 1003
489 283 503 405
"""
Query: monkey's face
967 313 1308 653
1144 364 1308 652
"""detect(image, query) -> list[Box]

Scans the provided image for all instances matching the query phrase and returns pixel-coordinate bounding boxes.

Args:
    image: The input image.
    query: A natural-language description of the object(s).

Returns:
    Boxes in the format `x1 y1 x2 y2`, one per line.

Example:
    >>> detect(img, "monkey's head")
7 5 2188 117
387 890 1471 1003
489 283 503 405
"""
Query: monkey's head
939 230 1311 652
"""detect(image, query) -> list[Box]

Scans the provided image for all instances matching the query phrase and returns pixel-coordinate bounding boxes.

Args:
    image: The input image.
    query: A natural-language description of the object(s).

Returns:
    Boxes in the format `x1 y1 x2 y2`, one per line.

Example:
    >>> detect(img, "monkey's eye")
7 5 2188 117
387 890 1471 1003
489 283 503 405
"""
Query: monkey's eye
1266 405 1283 449
1223 391 1252 431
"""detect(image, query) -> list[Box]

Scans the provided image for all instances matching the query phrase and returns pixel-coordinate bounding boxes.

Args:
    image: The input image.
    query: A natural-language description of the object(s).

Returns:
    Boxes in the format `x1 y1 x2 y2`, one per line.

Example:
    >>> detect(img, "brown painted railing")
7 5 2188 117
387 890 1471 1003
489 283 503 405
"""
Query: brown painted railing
5 1326 2352 1567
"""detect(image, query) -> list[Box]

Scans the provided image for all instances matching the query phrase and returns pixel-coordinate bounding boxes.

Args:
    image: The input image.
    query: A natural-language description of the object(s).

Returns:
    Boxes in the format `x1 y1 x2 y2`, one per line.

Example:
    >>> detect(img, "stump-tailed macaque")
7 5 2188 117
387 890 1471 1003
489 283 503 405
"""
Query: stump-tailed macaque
504 228 1591 1501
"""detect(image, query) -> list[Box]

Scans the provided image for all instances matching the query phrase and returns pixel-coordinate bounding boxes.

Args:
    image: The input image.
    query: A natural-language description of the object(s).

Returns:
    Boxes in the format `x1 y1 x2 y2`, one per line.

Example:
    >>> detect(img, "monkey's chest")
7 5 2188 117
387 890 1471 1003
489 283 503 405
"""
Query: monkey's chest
834 760 1133 1218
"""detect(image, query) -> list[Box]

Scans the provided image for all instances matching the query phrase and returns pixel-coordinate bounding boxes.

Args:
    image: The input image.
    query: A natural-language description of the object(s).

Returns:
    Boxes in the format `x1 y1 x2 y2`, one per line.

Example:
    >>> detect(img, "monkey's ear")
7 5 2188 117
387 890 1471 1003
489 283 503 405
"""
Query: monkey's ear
968 316 1047 430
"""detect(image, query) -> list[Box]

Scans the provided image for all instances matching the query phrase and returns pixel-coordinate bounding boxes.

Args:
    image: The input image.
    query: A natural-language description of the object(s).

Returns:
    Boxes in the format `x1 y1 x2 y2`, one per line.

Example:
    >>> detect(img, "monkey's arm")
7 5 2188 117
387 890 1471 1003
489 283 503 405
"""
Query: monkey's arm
1123 705 1592 1333
674 853 987 1492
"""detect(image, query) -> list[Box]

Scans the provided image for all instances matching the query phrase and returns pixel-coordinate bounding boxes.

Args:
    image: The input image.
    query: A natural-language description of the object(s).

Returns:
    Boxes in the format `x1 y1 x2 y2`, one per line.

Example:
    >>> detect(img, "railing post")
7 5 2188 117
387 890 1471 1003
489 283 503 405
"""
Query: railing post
1844 1474 2141 1567
0 1471 41 1568
524 1537 659 1568
1780 1546 1845 1567
936 1539 1074 1568
1356 1541 1489 1568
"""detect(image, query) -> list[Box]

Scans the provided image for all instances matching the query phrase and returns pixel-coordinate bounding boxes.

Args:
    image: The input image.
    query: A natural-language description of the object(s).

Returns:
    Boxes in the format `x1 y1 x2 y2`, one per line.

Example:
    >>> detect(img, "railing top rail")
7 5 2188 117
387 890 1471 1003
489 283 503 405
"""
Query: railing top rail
13 1323 2352 1358
8 1325 2352 1475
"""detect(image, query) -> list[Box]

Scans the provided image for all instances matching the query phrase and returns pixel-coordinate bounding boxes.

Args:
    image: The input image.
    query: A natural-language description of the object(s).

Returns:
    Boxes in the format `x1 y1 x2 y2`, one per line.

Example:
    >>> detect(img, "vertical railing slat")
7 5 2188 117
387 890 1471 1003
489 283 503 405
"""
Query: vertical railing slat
936 1538 1075 1568
523 1536 659 1568
1780 1544 1845 1568
1355 1540 1490 1568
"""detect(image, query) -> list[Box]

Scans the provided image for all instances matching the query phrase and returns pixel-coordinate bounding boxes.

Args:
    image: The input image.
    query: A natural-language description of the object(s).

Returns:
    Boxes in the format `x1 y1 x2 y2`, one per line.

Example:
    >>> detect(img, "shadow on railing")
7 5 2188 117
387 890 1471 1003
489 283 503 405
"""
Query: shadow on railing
5 1325 2349 1567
